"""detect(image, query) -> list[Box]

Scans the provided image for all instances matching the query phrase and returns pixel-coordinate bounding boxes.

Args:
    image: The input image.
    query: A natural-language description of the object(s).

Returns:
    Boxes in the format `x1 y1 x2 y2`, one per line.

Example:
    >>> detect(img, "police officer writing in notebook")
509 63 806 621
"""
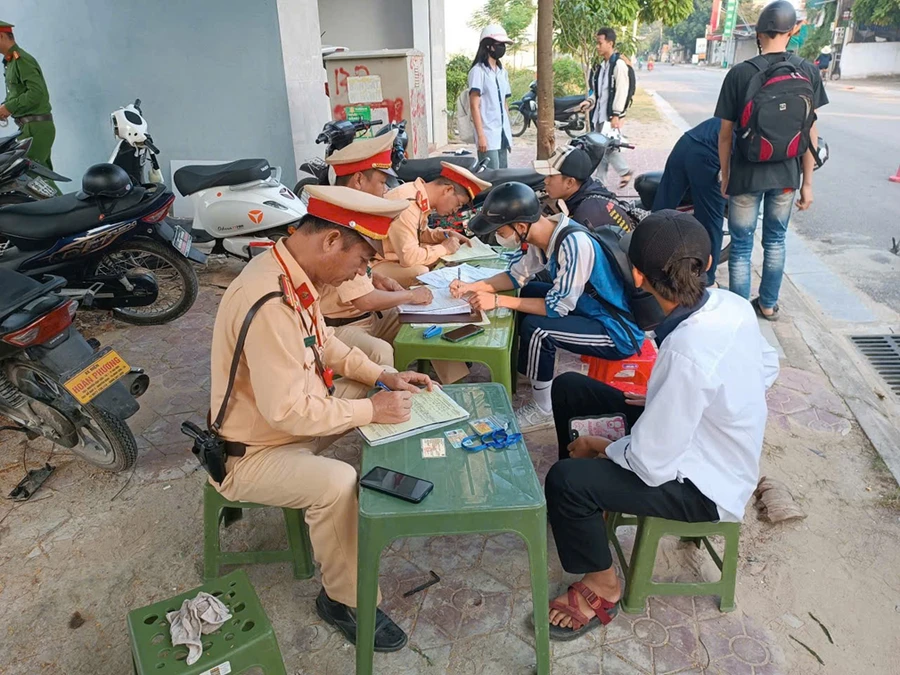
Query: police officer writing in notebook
209 185 432 652
0 21 56 168
317 131 433 367
372 163 491 288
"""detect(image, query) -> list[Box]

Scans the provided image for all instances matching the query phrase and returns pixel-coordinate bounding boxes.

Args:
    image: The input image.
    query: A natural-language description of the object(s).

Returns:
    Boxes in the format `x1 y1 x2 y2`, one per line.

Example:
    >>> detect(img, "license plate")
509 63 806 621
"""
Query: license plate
63 348 130 404
28 176 56 198
172 225 192 257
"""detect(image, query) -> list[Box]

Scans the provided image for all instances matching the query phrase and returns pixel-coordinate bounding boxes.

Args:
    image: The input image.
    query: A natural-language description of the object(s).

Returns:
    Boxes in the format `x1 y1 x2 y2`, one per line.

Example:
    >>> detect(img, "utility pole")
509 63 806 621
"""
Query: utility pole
535 0 554 160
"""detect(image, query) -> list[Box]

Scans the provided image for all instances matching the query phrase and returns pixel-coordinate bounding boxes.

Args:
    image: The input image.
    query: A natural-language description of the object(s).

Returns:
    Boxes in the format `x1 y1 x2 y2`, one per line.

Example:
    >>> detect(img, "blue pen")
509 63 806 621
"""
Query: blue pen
375 380 391 392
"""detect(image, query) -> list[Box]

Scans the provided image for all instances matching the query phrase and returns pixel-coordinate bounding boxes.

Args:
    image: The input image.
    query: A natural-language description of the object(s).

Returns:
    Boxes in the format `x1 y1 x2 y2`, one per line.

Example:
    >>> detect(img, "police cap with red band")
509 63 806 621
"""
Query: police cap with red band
326 130 398 178
302 184 407 252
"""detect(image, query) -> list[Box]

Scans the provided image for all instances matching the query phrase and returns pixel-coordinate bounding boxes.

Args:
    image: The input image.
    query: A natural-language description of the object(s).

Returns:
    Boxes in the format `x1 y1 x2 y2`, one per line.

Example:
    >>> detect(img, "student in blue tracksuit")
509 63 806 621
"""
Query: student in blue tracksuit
652 117 726 286
450 182 642 432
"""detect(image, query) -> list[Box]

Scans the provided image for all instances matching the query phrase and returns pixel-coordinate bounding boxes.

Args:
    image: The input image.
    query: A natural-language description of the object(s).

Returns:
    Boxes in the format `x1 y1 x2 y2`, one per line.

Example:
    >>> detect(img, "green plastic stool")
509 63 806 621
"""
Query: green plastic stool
127 569 286 675
203 482 315 582
606 512 740 614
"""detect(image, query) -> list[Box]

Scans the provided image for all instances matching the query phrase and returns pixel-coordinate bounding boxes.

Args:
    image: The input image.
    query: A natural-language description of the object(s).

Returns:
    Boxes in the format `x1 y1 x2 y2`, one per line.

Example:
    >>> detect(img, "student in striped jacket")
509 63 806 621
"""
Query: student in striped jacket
450 182 642 431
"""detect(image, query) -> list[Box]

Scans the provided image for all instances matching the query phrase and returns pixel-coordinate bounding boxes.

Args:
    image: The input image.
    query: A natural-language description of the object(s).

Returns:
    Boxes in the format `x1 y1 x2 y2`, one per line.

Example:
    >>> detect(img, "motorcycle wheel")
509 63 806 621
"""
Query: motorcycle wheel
510 107 528 137
5 360 138 472
90 238 199 326
294 176 320 206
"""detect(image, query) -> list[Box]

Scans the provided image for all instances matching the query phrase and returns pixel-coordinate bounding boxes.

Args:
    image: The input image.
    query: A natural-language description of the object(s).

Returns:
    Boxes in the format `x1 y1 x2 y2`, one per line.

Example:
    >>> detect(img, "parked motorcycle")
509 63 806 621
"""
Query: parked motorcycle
509 81 588 138
0 135 70 205
108 99 305 261
0 164 204 325
0 270 148 471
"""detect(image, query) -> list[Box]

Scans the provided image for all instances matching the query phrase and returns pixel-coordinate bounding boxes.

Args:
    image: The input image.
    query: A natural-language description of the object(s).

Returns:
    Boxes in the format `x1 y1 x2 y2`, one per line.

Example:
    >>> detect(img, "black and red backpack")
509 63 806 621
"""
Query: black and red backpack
736 54 817 164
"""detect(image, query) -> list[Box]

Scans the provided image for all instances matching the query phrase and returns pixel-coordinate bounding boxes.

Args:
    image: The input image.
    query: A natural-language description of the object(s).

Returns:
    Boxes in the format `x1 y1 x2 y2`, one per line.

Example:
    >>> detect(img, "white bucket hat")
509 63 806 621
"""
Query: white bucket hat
480 24 514 44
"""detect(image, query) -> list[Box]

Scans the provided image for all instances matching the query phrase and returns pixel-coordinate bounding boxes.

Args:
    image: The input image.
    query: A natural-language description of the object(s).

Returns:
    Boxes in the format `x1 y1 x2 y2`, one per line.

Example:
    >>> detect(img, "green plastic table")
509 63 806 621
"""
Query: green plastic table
393 258 518 397
355 383 549 675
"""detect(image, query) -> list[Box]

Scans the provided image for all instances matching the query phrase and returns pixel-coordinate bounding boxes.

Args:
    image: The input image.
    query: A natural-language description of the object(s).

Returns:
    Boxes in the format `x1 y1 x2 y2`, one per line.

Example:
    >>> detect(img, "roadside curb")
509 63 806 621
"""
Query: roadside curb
649 88 900 487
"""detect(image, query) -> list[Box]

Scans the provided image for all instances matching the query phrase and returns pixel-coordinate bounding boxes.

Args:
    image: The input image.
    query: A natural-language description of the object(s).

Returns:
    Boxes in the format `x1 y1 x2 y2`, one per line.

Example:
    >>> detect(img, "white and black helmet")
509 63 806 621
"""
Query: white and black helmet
111 104 148 145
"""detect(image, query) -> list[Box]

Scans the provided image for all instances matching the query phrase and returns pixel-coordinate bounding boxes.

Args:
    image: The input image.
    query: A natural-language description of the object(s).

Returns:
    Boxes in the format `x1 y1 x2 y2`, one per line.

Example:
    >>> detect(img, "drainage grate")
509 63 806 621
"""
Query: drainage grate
850 335 900 397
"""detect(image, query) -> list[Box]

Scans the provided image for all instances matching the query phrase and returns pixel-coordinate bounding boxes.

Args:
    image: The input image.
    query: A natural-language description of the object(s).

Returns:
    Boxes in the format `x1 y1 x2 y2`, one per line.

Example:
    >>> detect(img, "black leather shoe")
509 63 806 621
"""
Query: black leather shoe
315 588 408 652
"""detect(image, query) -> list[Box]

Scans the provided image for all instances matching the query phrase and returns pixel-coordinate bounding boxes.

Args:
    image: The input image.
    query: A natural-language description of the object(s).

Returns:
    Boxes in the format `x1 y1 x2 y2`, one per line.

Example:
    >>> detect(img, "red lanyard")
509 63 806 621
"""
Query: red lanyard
272 246 335 394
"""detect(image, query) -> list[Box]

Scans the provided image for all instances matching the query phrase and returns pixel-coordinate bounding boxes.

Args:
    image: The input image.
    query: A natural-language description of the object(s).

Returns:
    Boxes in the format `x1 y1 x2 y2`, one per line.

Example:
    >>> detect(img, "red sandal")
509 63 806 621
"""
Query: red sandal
548 581 619 641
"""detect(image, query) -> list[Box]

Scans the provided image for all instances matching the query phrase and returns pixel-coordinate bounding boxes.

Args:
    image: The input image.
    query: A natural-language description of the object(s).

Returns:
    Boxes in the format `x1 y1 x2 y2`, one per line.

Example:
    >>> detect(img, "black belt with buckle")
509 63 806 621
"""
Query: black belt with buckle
324 312 372 328
15 113 53 127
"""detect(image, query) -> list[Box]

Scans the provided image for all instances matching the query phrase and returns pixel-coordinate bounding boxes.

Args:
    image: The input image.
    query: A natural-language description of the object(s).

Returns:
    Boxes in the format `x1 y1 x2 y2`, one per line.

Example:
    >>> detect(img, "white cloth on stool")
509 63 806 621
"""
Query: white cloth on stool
166 592 233 665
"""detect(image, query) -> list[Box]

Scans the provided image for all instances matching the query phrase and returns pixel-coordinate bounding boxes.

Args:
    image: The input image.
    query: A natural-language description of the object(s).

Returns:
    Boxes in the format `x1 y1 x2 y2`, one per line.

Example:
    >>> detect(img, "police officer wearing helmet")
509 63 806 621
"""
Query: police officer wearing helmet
450 182 643 432
208 184 433 652
0 21 56 169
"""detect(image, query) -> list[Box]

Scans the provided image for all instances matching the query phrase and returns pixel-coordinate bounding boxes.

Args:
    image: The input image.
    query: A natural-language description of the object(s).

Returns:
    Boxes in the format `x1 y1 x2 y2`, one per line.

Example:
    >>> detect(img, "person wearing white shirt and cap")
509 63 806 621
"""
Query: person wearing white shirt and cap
542 210 779 640
467 24 514 169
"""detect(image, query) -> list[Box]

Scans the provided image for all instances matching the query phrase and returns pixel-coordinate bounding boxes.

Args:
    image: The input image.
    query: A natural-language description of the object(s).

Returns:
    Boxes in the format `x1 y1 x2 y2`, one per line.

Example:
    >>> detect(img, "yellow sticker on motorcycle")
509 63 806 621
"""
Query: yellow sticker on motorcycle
64 349 130 404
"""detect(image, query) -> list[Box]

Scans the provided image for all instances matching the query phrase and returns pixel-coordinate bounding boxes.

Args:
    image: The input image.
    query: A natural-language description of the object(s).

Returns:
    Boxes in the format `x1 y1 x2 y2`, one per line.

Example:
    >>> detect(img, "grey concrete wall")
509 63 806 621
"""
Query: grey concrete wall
3 0 295 186
318 0 414 51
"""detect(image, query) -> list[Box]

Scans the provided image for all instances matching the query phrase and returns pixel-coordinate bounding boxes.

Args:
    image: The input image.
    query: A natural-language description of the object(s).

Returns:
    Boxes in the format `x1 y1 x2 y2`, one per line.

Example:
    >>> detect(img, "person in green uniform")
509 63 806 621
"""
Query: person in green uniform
0 21 55 168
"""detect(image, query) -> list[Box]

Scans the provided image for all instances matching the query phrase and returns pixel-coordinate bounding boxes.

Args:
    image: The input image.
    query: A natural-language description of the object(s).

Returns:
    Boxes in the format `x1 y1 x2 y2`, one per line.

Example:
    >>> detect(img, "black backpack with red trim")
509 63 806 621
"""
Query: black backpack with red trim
736 54 816 163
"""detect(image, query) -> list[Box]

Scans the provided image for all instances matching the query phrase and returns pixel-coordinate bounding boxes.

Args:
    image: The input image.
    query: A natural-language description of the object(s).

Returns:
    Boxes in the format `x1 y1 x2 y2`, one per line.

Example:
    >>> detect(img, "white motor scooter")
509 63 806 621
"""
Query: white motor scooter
109 99 306 260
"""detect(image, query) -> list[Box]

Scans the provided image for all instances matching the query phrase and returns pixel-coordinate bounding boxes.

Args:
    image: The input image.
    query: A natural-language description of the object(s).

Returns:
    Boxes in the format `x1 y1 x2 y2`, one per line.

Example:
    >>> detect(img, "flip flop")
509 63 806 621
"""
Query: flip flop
752 297 779 321
548 581 619 641
618 173 633 189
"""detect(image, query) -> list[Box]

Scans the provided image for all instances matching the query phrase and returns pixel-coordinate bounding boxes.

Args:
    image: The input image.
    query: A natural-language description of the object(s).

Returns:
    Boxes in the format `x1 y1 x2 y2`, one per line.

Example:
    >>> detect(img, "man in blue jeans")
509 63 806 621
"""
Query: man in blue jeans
652 118 726 287
715 0 827 319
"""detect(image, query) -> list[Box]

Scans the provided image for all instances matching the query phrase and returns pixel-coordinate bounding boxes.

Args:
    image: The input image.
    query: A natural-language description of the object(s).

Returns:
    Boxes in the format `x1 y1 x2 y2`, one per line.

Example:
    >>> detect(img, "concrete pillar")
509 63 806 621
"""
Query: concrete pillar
275 0 330 181
412 0 447 150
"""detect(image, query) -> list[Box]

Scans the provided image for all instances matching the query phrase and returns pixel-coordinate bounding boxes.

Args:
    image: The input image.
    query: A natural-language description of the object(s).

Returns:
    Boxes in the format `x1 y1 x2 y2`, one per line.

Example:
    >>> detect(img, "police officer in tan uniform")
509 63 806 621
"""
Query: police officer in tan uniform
372 163 491 288
318 132 434 366
210 184 433 652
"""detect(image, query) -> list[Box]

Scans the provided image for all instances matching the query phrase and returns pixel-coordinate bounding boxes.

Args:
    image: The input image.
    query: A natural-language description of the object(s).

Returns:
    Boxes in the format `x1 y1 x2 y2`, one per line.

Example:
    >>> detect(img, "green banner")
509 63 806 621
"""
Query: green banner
722 0 739 36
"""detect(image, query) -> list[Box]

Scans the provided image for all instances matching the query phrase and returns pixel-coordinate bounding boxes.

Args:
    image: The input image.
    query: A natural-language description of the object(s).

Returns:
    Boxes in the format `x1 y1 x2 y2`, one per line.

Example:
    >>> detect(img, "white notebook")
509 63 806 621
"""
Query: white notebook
440 237 499 263
397 287 471 315
358 388 470 446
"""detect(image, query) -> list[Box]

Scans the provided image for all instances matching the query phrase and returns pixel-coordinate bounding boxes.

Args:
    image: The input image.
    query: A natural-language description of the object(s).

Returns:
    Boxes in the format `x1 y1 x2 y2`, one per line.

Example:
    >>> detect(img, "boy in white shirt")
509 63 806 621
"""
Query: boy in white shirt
544 210 779 640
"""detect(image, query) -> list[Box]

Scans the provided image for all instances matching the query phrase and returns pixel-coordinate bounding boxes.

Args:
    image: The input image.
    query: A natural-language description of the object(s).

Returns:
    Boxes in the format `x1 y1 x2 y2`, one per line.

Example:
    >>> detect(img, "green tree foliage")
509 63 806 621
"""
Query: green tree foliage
554 0 693 80
469 0 537 50
553 57 587 95
446 54 472 112
799 2 836 60
665 0 713 50
853 0 900 26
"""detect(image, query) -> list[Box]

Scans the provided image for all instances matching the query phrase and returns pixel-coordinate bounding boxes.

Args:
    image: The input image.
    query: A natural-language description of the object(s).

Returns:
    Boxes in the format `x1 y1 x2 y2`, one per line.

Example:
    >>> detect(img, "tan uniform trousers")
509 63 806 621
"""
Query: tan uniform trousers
331 309 401 369
215 379 378 608
369 260 429 289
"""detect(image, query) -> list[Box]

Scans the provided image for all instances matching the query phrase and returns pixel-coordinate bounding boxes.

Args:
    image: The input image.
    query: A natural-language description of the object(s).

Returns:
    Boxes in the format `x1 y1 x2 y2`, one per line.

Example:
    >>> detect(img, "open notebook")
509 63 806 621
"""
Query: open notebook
440 237 498 263
358 387 470 446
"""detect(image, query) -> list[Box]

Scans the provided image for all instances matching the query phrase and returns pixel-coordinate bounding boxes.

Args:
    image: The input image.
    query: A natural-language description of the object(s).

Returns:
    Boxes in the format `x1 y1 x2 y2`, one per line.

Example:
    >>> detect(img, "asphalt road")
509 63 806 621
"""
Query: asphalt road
640 65 900 316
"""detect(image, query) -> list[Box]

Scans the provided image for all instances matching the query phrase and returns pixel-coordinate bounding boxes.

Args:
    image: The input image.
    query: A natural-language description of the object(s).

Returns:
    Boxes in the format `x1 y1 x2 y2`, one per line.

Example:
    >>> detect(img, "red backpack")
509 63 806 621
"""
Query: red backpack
736 54 816 163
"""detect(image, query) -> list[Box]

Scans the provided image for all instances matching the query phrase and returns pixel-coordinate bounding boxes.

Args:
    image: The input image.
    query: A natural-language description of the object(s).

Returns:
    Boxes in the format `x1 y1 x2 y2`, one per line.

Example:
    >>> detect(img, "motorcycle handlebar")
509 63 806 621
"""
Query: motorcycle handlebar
145 139 160 154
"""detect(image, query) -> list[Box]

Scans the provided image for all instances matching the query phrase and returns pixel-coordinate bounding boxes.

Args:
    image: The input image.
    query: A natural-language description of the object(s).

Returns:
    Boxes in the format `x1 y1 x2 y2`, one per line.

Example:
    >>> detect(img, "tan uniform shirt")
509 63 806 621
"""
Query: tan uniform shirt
319 272 375 321
210 239 384 450
381 178 450 268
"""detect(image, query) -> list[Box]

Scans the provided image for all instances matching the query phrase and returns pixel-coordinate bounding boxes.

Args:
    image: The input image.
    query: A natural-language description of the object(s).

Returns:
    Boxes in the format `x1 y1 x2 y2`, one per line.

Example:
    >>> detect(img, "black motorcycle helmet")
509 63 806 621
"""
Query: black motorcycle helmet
468 182 542 237
77 163 132 200
756 0 797 35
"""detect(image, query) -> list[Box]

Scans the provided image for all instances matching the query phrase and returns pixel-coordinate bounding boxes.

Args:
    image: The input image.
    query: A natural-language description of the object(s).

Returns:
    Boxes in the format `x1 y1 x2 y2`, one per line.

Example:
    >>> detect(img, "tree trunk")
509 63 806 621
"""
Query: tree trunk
535 0 555 160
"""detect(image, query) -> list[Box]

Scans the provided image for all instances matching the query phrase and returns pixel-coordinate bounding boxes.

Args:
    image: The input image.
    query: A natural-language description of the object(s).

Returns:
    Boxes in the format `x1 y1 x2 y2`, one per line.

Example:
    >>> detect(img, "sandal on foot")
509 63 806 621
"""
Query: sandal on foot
618 173 633 189
548 581 619 641
752 297 779 321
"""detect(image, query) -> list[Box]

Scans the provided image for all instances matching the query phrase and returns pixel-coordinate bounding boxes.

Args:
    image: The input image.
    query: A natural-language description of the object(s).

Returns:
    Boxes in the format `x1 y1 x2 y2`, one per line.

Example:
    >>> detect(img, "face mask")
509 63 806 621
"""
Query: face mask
489 43 507 59
495 231 519 249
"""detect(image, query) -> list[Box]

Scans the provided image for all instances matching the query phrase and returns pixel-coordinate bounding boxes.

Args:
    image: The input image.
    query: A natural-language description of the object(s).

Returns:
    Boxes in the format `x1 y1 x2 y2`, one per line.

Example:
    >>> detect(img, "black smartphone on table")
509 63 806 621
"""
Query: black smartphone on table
359 466 434 503
442 324 484 343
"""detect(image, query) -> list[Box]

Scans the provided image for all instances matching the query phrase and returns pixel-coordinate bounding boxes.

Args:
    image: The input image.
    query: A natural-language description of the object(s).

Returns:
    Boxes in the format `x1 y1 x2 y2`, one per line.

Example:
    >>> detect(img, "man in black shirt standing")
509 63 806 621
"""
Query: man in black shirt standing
715 0 827 320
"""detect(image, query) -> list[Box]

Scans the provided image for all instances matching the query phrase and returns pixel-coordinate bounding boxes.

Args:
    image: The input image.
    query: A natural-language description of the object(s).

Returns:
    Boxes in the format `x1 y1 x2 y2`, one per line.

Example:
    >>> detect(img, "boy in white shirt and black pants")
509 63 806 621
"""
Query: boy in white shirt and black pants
543 210 779 640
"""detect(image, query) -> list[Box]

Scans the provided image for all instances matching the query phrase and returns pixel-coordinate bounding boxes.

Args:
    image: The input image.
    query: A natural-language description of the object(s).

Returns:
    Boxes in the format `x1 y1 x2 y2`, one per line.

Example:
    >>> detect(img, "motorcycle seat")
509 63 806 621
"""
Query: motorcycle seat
554 95 587 113
395 155 478 184
476 168 545 188
0 188 147 251
634 171 692 210
174 158 272 196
